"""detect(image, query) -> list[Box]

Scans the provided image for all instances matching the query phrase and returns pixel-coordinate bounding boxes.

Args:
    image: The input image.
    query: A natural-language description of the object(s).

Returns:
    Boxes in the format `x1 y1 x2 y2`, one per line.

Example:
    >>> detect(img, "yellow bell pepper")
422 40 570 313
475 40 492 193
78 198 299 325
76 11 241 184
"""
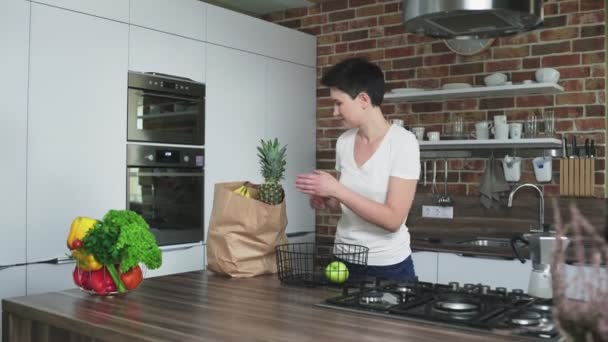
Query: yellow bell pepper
72 249 103 271
67 216 97 250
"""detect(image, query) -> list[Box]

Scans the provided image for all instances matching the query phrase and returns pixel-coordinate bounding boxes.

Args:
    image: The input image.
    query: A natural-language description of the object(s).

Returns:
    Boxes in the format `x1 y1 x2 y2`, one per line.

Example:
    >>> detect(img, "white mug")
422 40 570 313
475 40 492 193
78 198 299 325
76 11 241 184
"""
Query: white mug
509 123 523 140
412 127 425 141
391 119 404 127
492 123 509 140
427 131 440 141
471 121 491 140
493 115 507 126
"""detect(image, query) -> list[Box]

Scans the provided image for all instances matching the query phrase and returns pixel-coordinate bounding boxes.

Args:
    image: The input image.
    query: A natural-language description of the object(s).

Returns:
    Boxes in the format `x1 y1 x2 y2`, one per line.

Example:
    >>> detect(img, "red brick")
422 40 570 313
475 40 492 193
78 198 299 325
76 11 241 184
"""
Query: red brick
349 17 377 29
486 60 521 72
318 33 340 45
341 29 368 41
500 32 539 45
586 105 605 117
585 78 605 90
356 4 384 17
348 39 376 51
493 46 529 59
322 21 348 33
385 69 415 81
544 3 558 15
583 52 605 64
445 99 478 111
321 0 348 12
415 44 432 56
377 35 407 48
335 43 348 53
511 71 536 82
385 46 414 58
450 63 484 75
523 57 541 69
555 119 574 132
411 102 443 113
592 65 605 77
384 24 406 36
409 79 440 89
349 0 375 7
556 93 597 105
560 79 584 92
581 25 605 37
284 7 308 19
554 106 583 118
301 26 321 35
431 42 450 54
575 118 605 131
479 98 515 109
458 50 492 63
441 76 476 86
407 34 434 44
516 95 554 108
580 0 605 11
531 41 571 56
573 37 605 52
378 13 400 26
424 54 456 66
318 45 334 56
569 11 605 25
542 54 581 67
417 66 449 78
558 66 591 79
559 1 579 13
393 56 422 69
540 27 578 41
369 27 383 38
544 15 567 28
329 9 355 22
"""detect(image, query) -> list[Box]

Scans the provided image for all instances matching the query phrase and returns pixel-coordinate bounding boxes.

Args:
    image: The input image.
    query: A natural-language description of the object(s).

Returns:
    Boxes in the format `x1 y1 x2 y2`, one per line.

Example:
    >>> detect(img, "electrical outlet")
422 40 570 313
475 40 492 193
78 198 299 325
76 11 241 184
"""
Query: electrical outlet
422 205 454 219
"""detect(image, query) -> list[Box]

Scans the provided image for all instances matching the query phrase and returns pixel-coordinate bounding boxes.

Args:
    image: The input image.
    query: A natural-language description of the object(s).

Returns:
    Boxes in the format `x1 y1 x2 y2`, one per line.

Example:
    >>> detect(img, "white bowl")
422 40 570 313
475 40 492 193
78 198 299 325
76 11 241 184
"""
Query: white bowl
535 68 560 83
484 73 507 86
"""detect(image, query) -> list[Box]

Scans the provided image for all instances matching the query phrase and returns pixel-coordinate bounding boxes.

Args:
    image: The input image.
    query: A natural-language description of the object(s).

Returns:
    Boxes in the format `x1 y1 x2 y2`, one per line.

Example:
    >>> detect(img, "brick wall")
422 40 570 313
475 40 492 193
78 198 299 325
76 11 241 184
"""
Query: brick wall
262 0 607 237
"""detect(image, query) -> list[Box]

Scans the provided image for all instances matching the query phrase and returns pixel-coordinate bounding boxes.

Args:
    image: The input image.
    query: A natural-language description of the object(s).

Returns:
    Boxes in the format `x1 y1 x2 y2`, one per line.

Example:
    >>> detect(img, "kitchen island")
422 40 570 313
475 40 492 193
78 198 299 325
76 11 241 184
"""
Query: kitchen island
3 272 530 342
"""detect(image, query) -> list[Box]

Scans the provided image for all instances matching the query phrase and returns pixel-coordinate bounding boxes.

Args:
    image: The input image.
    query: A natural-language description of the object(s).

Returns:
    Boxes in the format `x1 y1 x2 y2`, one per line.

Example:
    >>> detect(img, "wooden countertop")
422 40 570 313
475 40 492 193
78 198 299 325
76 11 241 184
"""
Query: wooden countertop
2 272 529 342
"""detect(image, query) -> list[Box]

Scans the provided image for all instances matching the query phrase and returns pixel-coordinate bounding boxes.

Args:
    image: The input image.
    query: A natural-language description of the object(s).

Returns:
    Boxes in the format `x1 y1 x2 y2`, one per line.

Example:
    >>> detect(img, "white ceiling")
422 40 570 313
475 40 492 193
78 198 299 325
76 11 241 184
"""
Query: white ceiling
204 0 314 16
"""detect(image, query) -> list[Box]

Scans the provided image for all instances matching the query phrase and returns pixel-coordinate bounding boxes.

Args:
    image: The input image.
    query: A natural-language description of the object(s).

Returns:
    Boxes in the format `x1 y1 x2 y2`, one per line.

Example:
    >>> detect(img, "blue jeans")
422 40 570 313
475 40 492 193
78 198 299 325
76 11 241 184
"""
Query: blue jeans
344 255 416 281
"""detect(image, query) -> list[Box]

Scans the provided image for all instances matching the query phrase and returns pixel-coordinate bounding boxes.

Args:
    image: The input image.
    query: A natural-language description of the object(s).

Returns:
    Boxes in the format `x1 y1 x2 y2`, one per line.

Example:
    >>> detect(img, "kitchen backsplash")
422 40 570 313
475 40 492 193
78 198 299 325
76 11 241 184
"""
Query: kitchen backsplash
262 0 607 238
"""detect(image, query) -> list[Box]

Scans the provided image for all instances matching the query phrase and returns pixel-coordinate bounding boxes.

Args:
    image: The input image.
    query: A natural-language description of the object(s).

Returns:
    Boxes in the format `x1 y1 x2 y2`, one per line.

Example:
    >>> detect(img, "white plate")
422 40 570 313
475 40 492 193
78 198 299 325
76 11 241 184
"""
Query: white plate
390 88 423 94
442 83 472 90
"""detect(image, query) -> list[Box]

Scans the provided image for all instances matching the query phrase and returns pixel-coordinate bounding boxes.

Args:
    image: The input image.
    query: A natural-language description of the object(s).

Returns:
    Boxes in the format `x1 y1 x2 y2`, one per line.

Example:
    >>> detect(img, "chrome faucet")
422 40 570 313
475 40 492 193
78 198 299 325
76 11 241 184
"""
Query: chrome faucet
507 183 544 231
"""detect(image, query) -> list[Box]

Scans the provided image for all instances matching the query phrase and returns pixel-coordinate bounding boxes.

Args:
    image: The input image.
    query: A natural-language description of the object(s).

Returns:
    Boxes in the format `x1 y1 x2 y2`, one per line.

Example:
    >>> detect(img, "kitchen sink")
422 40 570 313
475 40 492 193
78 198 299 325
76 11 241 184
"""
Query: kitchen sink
457 238 511 248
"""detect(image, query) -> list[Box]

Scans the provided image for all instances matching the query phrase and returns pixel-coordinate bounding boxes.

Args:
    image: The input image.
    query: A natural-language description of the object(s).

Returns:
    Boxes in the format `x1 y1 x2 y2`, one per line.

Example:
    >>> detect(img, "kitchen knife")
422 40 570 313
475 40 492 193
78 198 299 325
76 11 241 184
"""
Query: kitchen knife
590 139 595 158
571 136 577 158
563 136 568 158
584 139 590 157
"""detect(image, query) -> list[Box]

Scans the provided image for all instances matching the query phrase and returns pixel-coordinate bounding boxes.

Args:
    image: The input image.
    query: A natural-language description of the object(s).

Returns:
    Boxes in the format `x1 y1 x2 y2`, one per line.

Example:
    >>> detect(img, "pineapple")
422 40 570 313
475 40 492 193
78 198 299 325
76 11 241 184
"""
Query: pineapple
256 138 287 205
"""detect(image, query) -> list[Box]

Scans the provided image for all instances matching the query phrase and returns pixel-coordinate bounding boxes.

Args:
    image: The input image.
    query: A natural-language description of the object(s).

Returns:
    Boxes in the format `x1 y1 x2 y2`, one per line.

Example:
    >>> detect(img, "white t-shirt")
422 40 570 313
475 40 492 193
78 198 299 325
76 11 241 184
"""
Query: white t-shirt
334 124 420 266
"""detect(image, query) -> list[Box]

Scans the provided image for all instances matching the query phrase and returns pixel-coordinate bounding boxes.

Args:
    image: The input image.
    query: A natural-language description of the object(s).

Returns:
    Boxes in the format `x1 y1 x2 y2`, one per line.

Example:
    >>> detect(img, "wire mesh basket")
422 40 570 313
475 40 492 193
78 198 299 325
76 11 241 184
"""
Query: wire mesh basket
275 243 368 287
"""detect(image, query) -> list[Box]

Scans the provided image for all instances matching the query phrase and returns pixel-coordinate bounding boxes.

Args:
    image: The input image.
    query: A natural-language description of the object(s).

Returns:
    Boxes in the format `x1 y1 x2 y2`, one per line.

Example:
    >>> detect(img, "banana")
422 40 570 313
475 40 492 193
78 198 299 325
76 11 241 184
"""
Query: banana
233 184 251 198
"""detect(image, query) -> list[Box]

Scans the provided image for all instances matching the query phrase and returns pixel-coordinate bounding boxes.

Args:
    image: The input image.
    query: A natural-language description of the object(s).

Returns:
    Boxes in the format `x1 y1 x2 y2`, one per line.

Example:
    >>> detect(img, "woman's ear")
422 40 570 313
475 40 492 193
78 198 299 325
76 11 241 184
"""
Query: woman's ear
356 92 372 109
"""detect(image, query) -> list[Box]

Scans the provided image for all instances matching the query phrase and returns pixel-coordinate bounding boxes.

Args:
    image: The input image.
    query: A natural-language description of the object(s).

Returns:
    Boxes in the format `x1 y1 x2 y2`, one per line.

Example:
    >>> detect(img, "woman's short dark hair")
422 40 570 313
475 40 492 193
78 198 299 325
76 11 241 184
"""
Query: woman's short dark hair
321 57 385 106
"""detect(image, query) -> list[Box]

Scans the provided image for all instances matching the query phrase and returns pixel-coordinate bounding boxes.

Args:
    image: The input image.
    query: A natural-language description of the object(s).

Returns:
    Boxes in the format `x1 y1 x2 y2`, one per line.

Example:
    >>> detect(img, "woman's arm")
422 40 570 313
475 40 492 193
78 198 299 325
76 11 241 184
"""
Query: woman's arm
296 171 417 232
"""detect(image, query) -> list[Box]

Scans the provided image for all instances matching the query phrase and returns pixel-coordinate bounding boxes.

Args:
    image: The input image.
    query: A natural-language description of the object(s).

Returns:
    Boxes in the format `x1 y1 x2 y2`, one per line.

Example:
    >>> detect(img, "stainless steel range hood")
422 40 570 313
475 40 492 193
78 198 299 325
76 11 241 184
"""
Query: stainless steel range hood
403 0 543 39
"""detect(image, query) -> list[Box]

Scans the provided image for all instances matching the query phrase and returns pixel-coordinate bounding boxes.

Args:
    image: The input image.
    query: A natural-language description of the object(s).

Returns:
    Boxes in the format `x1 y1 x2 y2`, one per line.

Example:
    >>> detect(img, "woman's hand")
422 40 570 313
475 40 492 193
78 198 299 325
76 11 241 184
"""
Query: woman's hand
309 195 327 210
295 170 341 198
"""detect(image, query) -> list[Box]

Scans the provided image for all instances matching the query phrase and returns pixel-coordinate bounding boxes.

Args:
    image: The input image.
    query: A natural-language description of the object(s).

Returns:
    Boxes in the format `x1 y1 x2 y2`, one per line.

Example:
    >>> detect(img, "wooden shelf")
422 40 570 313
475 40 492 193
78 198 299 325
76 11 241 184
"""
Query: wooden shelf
385 83 564 103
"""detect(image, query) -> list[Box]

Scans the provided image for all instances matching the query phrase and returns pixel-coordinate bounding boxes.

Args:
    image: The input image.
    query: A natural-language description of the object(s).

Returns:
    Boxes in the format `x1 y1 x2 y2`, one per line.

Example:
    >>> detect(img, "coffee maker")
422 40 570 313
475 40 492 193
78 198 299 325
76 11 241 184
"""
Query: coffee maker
511 225 570 298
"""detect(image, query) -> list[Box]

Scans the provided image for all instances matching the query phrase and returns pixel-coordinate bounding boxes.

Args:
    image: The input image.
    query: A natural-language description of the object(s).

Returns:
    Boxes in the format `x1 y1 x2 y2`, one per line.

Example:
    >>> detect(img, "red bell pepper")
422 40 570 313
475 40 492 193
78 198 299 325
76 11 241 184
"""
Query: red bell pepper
120 265 143 290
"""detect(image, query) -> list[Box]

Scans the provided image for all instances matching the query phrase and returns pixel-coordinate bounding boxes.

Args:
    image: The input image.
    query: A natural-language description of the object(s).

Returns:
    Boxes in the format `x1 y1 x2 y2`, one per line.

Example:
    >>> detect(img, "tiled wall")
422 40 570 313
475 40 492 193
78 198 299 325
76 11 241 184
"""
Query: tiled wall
263 0 607 237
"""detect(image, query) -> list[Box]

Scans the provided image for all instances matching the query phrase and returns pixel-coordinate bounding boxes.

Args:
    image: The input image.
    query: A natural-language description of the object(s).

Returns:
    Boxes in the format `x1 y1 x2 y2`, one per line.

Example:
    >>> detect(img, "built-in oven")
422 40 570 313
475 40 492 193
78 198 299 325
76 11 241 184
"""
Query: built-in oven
127 71 205 145
127 144 204 246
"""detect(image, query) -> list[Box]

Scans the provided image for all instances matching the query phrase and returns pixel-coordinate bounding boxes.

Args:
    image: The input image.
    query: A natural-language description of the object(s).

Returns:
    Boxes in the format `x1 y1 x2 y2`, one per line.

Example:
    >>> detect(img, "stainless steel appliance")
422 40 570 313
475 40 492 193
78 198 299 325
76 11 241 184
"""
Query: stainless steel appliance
127 144 204 246
127 71 205 145
403 0 543 38
319 278 559 340
508 184 570 299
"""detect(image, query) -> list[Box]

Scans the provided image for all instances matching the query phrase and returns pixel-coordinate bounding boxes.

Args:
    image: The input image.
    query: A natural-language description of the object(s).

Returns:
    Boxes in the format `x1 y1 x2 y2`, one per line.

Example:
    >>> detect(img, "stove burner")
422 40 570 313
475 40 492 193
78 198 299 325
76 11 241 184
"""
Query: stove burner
435 301 479 312
360 291 383 304
510 310 542 326
531 303 552 313
393 285 414 293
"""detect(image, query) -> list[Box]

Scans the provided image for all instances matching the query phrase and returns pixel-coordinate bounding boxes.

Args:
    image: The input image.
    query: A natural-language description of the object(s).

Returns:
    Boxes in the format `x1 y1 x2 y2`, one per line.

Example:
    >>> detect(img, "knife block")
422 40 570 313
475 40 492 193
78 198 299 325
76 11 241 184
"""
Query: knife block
559 158 595 197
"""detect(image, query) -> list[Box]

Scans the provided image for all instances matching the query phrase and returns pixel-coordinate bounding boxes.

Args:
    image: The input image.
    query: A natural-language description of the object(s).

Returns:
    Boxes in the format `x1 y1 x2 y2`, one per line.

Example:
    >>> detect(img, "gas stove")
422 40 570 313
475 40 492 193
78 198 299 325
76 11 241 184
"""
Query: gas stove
318 278 559 340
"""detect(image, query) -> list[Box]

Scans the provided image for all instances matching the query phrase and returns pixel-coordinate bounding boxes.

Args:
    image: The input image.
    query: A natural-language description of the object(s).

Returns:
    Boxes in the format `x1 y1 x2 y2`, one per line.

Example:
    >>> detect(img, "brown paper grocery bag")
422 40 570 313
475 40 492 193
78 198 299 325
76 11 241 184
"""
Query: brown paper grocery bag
207 182 288 277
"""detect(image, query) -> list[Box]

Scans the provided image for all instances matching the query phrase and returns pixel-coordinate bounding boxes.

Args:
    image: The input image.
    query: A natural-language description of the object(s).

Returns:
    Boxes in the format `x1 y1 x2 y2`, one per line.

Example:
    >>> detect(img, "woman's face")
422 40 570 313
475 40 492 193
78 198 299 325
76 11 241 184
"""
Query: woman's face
330 88 364 128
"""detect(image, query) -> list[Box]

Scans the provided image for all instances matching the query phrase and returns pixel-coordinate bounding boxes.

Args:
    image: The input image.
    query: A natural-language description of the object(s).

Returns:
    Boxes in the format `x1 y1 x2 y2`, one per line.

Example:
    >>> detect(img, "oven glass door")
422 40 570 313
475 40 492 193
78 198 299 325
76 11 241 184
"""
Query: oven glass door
127 167 204 246
127 89 204 145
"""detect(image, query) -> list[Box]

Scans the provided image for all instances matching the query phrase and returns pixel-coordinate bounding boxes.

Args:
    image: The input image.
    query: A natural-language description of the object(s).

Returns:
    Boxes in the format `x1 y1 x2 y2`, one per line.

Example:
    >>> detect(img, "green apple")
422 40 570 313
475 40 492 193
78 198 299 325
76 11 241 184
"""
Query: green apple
324 261 349 284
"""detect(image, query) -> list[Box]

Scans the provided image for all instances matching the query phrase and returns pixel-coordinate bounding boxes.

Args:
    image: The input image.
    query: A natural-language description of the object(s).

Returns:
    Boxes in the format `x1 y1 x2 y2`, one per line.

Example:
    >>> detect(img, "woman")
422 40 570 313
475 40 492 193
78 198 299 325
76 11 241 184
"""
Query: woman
295 58 420 280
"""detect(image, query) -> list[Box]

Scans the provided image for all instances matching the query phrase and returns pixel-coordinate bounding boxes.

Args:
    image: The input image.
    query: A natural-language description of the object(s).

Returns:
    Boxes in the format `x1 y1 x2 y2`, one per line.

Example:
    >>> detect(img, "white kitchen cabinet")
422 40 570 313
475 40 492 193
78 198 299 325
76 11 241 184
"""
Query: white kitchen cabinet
0 265 26 337
266 59 316 235
129 25 206 83
437 252 530 291
145 243 206 278
0 0 29 268
412 251 438 283
26 263 76 295
130 0 206 41
27 4 128 267
29 0 128 22
206 3 315 67
204 44 267 239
